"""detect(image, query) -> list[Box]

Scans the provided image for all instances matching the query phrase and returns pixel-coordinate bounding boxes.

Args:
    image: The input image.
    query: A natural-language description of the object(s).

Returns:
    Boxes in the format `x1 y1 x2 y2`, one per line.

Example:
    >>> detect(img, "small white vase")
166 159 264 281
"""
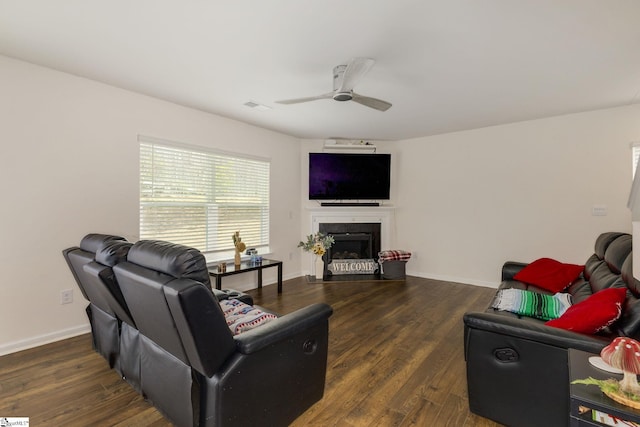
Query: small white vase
315 256 324 280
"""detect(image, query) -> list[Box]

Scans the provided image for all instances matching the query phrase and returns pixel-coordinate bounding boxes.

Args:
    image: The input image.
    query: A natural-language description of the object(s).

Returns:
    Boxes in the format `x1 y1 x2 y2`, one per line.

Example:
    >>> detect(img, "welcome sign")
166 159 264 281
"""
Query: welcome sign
328 259 378 275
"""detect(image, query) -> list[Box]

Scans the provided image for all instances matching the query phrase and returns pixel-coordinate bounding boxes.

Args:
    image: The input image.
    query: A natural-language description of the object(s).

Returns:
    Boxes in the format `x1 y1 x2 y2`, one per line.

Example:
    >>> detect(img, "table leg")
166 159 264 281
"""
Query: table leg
277 263 282 293
258 269 263 289
216 276 222 290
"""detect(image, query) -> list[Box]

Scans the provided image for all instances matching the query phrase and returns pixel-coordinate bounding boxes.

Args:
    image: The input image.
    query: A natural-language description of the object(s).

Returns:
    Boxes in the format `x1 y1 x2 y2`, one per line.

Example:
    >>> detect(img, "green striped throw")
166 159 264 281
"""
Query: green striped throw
491 288 572 320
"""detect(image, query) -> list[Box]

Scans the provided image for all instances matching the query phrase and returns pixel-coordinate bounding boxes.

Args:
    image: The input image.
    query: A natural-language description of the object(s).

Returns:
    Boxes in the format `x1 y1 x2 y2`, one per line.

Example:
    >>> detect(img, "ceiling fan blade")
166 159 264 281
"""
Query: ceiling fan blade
351 92 392 111
338 58 375 92
276 92 334 105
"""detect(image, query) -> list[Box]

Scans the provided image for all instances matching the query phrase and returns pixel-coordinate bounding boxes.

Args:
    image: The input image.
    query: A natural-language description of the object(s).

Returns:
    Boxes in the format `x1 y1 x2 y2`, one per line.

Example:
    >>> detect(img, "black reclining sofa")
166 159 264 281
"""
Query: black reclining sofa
64 235 333 427
463 232 640 427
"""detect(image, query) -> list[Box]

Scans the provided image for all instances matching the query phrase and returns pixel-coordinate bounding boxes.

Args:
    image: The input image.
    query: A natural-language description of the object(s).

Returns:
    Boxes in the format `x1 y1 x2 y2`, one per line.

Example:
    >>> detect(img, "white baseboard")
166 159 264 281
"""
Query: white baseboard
0 324 91 356
406 270 499 289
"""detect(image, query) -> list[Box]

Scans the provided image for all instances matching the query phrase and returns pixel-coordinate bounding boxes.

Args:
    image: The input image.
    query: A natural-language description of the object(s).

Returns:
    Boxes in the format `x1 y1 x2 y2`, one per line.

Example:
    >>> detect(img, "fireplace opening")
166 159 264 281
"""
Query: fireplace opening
329 233 373 260
319 223 381 259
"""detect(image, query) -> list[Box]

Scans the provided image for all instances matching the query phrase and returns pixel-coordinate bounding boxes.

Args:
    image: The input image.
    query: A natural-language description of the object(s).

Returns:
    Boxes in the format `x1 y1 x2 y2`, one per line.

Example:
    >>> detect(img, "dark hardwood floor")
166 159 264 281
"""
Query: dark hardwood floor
0 276 502 426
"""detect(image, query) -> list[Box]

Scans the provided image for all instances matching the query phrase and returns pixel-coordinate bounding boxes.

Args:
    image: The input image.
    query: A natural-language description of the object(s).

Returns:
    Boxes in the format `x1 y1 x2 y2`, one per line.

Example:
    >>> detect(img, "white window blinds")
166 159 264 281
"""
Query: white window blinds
139 137 270 254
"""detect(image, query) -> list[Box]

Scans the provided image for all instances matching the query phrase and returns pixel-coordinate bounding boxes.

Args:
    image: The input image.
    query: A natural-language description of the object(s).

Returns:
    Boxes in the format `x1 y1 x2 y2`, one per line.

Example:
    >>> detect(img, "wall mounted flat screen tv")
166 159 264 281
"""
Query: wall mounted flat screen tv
309 153 391 200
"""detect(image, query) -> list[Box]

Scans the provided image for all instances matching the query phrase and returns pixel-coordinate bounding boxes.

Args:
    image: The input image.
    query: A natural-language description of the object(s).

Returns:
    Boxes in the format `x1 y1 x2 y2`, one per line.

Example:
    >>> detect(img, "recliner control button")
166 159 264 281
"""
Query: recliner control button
494 347 519 362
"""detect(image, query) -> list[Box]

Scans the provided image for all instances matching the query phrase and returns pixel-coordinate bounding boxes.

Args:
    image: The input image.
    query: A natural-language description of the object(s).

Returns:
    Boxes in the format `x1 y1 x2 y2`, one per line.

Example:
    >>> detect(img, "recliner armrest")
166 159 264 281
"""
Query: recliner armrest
501 261 528 281
463 311 609 354
212 288 229 300
234 303 333 354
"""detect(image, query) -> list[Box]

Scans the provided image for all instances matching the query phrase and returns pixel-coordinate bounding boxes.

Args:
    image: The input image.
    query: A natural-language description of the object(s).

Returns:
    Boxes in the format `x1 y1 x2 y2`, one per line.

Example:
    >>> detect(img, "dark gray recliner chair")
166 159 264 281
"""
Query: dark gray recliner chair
83 239 141 391
114 240 333 427
62 234 127 365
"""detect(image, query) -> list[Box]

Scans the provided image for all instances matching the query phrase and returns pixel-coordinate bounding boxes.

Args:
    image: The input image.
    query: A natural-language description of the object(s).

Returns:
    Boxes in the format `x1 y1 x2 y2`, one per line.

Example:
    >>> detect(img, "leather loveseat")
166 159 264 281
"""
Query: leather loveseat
463 232 640 427
63 235 333 427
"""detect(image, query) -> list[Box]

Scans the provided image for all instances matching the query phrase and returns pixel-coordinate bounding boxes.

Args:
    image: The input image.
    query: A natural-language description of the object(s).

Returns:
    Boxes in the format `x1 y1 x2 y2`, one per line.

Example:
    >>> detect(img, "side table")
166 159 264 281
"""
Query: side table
208 259 283 293
569 348 640 426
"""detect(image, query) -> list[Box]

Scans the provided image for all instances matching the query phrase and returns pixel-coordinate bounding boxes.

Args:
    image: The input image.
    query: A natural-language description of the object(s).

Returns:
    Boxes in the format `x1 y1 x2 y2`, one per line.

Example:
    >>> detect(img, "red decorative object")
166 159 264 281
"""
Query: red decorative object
601 337 640 396
513 258 584 293
545 287 626 334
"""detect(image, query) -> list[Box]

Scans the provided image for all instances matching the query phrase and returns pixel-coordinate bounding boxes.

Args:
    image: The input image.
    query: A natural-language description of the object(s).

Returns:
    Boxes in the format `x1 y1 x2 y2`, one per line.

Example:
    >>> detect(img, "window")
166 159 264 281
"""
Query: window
139 136 270 256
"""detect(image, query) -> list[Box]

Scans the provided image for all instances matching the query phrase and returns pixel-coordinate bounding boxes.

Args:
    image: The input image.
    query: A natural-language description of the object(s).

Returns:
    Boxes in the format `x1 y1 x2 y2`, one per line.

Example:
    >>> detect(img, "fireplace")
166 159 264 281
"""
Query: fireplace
319 223 381 276
308 205 396 279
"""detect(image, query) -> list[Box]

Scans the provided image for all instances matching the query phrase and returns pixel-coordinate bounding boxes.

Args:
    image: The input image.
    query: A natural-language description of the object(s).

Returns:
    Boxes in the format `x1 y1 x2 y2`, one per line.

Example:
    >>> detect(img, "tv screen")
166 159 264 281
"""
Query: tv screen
309 153 391 200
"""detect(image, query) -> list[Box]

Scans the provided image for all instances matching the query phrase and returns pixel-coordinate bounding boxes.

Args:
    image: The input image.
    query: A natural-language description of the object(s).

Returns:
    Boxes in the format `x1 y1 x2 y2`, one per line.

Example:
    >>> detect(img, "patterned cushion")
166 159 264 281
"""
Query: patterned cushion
491 288 572 321
219 299 277 335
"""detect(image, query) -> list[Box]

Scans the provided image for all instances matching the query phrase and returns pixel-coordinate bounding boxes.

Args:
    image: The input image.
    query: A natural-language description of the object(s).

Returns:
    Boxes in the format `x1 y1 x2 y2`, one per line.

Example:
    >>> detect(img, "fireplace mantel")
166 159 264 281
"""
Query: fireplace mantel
307 206 396 251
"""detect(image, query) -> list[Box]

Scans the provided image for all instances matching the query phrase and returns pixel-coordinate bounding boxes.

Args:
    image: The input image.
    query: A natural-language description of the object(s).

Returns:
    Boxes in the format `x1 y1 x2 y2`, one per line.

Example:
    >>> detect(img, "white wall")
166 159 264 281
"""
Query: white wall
0 55 302 355
3 53 640 355
392 106 640 286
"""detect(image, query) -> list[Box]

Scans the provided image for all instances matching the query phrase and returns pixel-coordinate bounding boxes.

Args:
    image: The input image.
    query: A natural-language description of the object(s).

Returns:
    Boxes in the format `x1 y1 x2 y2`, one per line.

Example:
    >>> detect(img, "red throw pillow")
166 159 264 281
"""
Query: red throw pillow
513 258 584 293
545 287 626 334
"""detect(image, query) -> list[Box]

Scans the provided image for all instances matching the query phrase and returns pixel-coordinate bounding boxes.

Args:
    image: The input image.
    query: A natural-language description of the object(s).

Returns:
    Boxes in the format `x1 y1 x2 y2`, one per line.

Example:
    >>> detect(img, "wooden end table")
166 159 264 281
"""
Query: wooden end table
208 259 283 293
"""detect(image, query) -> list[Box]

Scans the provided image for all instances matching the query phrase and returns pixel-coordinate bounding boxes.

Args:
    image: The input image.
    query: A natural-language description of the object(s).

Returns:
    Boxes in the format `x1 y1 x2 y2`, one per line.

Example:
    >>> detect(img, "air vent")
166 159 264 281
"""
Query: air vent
243 101 272 111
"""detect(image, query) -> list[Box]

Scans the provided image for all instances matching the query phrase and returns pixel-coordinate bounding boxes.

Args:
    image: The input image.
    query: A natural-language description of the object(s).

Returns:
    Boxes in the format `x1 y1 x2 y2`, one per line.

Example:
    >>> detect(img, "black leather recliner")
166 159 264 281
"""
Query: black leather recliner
62 234 128 366
113 240 333 427
83 239 142 391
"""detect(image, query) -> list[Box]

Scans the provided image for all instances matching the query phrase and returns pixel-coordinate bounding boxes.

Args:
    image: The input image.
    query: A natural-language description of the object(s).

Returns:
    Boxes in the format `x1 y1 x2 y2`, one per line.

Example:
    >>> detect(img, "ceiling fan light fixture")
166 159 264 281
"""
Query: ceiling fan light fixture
333 92 353 102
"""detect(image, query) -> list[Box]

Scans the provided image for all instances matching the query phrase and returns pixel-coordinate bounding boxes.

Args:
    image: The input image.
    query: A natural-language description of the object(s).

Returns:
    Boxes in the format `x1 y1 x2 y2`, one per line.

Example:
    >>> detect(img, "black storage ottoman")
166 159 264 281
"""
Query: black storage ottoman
378 250 412 280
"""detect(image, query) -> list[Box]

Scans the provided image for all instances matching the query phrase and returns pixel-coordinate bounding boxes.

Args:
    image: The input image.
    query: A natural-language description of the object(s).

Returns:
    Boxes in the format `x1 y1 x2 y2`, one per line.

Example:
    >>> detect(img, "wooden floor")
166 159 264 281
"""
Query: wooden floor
0 276 503 426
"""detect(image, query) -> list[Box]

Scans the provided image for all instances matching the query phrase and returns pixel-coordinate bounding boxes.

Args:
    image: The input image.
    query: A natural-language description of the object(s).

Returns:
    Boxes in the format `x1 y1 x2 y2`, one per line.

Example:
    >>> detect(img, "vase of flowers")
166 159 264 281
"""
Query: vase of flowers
298 232 334 279
232 231 246 266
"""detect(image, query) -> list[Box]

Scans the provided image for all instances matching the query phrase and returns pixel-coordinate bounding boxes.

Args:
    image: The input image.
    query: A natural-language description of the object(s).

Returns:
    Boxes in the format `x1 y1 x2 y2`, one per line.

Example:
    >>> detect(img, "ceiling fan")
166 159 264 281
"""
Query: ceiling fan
276 58 392 112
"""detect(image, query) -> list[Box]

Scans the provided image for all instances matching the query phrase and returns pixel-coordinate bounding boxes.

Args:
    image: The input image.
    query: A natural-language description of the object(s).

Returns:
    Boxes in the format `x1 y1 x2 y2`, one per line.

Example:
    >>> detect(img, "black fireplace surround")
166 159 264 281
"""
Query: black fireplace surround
318 223 381 278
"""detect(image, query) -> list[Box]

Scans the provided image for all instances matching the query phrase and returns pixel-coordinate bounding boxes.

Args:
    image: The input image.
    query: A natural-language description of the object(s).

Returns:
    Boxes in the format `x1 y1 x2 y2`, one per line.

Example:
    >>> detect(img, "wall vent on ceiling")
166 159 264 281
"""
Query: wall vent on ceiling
243 101 272 111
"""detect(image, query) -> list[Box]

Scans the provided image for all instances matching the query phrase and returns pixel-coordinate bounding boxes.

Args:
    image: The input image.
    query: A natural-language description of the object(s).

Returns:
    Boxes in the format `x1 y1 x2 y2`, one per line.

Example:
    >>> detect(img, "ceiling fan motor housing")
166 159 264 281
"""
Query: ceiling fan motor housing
333 92 352 101
332 65 352 101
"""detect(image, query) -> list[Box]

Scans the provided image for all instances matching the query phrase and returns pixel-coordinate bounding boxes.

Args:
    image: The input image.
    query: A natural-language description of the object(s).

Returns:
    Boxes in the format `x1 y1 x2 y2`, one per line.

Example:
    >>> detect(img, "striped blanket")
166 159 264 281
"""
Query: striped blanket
378 250 412 262
491 288 572 321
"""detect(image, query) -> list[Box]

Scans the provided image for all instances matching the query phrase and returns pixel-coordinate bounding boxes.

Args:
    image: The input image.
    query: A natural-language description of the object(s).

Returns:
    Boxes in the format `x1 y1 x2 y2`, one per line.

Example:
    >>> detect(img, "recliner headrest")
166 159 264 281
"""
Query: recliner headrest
594 232 628 260
622 254 640 297
96 240 133 267
127 240 211 288
604 234 632 274
79 233 127 253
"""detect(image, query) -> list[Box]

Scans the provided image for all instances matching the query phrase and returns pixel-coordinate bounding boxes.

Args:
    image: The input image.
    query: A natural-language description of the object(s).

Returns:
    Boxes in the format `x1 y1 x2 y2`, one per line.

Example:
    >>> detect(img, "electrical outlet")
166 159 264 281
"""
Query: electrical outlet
60 289 73 305
592 205 608 216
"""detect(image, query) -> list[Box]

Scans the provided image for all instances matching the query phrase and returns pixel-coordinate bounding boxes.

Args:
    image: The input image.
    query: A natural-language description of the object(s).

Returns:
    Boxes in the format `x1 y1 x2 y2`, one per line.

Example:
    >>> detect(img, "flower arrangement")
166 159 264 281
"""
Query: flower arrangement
298 232 334 257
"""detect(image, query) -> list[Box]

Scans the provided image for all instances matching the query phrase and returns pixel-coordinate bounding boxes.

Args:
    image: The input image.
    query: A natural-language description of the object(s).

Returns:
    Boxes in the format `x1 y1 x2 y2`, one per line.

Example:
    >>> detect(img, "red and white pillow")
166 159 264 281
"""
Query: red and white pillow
545 287 626 334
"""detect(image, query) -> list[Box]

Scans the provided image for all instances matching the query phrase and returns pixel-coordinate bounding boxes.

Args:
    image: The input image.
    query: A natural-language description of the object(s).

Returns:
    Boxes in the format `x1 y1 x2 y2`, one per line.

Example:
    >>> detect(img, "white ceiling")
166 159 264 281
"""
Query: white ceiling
1 1 640 141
